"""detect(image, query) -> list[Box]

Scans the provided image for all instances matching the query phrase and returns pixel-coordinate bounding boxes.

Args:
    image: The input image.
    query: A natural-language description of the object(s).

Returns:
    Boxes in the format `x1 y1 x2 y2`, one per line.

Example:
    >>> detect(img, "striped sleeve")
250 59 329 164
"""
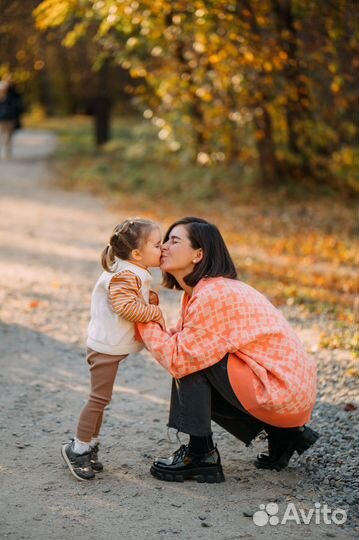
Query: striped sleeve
109 270 163 323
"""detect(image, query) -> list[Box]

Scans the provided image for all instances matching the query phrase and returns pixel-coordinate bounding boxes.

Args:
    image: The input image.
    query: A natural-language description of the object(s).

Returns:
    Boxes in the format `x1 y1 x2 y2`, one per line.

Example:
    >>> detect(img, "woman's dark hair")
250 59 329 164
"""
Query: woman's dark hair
162 217 237 290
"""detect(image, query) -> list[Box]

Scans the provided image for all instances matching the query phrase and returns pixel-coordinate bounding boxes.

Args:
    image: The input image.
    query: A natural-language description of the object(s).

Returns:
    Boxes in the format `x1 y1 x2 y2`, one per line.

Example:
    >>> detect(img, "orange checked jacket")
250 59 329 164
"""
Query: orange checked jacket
137 277 317 427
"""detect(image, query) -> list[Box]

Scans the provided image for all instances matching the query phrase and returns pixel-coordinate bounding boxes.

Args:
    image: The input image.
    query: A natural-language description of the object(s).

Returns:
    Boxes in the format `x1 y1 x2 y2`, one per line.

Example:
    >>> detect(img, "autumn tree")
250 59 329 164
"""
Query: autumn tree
20 0 359 189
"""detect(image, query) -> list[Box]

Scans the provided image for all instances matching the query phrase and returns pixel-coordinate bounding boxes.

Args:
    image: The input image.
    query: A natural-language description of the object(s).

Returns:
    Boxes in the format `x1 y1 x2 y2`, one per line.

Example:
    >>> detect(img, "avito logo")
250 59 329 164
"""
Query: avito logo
253 502 347 526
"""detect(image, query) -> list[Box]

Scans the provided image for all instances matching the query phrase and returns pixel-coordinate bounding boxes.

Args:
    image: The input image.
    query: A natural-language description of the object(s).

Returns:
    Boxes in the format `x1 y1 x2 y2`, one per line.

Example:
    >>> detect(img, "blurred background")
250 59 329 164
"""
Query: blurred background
1 0 358 190
0 0 358 357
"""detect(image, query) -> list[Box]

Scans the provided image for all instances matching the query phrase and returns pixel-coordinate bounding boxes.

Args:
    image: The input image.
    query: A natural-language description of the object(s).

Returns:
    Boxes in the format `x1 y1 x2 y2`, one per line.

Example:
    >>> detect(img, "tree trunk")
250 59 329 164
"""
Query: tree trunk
37 69 54 116
93 60 112 147
93 96 111 146
236 1 280 179
271 0 312 160
254 106 280 184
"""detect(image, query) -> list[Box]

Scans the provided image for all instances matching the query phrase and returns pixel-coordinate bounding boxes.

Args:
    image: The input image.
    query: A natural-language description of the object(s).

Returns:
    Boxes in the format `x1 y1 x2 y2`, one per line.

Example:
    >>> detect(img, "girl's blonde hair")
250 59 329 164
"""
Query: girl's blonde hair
101 218 159 272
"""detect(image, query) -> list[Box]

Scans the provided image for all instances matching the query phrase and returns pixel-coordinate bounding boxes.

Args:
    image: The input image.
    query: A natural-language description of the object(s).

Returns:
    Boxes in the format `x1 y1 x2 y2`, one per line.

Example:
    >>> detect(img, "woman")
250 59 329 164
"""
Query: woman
137 217 318 483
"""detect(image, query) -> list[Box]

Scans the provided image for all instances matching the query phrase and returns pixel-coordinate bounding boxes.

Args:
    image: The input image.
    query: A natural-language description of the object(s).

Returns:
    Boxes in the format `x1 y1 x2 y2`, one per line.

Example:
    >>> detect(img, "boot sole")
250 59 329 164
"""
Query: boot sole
150 465 225 483
61 444 95 481
255 427 320 471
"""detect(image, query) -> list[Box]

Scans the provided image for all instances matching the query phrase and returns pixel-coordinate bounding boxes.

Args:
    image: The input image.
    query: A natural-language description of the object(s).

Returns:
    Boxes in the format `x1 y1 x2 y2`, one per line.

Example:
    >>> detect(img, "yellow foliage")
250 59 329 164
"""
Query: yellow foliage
34 0 78 30
32 0 359 196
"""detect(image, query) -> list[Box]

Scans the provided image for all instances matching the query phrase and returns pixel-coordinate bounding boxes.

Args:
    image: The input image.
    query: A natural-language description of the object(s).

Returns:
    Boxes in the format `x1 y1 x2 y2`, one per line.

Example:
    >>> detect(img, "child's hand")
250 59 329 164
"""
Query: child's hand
149 290 159 305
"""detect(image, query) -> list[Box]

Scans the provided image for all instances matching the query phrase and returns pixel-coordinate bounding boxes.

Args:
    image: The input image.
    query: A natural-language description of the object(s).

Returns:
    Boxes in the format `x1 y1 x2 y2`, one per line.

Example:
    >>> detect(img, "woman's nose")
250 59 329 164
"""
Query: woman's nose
161 243 169 252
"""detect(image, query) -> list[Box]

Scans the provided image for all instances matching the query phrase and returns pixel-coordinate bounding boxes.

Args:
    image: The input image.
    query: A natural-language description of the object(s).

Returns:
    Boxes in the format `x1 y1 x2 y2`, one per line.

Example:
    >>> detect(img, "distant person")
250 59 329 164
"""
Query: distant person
0 77 24 160
61 218 165 481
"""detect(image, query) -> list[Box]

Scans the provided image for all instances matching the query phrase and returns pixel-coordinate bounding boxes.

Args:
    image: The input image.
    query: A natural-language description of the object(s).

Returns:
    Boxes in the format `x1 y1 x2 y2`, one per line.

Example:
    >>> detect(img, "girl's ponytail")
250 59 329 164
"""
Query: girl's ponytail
101 244 116 272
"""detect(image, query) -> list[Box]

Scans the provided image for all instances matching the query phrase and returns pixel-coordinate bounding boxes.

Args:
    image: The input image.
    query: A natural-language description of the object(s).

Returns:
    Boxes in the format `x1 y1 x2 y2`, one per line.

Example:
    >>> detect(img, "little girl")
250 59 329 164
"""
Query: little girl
62 217 164 481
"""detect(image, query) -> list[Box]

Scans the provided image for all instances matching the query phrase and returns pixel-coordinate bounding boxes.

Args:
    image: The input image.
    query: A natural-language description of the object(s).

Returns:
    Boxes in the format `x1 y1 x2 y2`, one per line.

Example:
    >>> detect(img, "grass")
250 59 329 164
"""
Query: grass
27 115 229 201
25 114 358 358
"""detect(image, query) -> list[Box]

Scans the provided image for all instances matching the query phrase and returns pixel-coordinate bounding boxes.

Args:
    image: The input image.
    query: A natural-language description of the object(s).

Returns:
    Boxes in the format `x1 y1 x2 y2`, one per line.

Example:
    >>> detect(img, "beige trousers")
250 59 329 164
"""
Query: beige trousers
76 348 127 442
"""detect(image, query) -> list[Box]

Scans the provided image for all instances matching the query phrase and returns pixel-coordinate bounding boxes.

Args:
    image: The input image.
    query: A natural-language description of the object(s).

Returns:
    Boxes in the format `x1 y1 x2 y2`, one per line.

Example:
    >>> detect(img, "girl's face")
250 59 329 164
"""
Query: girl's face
136 227 162 268
160 225 202 275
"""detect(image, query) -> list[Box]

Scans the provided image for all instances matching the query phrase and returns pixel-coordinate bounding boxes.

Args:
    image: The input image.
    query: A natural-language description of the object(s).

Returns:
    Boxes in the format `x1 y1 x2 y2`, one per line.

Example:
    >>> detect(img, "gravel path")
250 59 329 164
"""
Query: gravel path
0 130 358 540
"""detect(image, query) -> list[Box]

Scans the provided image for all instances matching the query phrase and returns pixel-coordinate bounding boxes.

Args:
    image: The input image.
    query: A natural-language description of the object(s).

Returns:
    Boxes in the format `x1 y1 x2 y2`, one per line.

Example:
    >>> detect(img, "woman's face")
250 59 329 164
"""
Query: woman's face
160 225 202 275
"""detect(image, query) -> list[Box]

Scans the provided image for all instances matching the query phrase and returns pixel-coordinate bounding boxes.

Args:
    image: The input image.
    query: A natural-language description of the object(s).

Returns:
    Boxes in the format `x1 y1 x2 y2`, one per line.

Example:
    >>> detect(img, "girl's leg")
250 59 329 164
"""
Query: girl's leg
62 350 126 481
76 349 127 443
92 411 104 440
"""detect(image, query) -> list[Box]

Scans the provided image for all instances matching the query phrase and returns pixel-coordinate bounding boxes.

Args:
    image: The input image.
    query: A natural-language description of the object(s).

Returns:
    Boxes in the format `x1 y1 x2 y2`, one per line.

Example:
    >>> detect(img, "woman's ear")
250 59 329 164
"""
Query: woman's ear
192 249 203 264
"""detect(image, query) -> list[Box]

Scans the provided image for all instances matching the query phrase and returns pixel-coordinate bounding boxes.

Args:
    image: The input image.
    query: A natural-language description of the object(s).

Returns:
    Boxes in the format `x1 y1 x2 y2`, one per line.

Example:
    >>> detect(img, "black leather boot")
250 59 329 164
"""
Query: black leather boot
255 425 319 471
151 445 225 483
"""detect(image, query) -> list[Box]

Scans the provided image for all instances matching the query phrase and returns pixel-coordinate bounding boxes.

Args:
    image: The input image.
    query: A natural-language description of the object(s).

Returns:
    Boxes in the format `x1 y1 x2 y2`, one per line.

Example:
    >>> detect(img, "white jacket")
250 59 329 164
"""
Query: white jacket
86 260 152 355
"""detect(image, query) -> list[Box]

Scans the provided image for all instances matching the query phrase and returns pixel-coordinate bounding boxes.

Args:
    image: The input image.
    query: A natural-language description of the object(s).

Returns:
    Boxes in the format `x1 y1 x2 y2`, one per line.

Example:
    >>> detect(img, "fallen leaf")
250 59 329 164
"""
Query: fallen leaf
343 402 358 411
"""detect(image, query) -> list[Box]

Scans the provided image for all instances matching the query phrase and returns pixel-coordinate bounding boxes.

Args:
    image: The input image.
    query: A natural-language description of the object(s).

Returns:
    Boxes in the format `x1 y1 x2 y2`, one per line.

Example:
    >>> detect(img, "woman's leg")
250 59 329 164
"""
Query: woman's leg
168 372 212 437
168 357 265 445
210 388 266 445
152 371 224 483
255 424 320 470
203 356 319 468
203 356 266 445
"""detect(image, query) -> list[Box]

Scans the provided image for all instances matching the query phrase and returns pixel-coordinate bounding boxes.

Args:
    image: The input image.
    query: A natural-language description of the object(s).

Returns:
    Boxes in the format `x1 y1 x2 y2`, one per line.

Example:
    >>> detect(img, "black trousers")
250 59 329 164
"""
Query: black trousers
168 355 270 445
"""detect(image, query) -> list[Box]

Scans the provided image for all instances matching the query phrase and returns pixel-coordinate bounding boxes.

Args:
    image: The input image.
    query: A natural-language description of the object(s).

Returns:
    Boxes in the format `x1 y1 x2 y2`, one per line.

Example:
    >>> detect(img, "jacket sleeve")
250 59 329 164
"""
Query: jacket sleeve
136 295 232 378
109 270 163 323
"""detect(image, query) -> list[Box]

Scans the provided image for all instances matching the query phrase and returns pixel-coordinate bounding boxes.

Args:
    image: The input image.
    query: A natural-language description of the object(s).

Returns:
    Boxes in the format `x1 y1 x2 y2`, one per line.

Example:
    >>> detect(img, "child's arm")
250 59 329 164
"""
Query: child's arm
109 270 163 323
